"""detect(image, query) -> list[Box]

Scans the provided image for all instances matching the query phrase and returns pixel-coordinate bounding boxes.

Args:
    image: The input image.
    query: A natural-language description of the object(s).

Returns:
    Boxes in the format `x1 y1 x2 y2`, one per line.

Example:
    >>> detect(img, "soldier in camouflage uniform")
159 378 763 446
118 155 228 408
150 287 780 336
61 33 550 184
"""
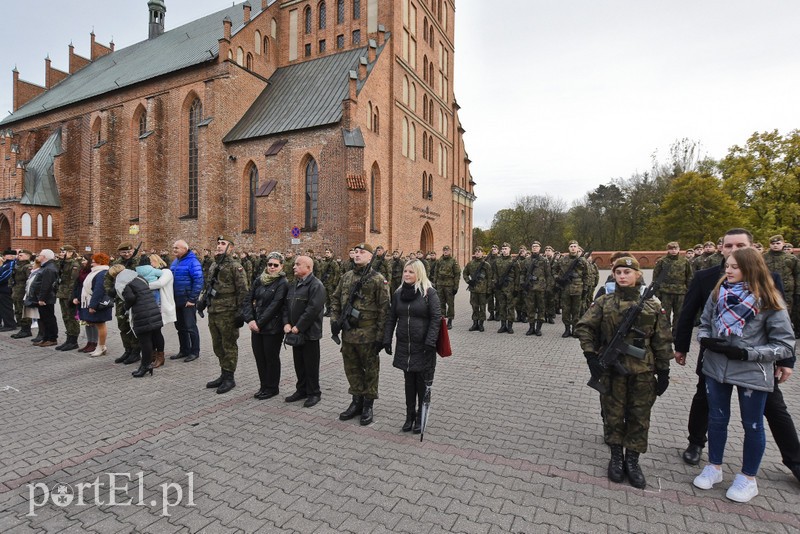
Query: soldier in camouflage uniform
463 246 490 332
283 250 296 284
763 235 799 326
694 241 717 271
585 251 600 314
372 246 392 283
486 244 499 321
240 251 254 286
576 256 673 489
343 248 356 273
108 243 142 364
319 248 341 316
201 249 214 280
389 249 404 294
433 245 461 329
10 250 34 338
553 240 590 338
514 246 528 323
200 236 248 394
55 245 83 351
492 243 518 334
520 241 551 336
415 250 430 278
331 243 390 425
653 241 693 334
543 245 557 323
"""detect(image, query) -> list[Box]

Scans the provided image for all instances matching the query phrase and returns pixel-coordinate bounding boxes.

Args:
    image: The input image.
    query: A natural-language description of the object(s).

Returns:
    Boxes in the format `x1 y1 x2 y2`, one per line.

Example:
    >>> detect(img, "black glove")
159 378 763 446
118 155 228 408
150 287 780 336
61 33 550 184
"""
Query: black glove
655 369 670 396
583 352 604 379
424 344 437 357
699 337 749 361
374 341 384 355
383 343 393 355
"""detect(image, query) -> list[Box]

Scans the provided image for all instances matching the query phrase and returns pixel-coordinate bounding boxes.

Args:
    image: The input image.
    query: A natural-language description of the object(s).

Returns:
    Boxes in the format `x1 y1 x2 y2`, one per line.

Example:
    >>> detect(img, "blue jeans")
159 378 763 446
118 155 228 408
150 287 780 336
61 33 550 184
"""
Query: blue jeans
706 377 768 476
175 305 199 356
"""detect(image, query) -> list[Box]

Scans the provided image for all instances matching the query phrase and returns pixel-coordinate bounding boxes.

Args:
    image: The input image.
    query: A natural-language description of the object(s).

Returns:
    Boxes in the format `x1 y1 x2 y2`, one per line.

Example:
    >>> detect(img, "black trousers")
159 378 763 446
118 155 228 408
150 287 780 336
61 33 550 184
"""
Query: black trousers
404 371 426 417
38 303 58 341
138 330 154 368
292 339 321 396
251 332 283 393
0 292 16 328
151 328 165 352
689 353 800 469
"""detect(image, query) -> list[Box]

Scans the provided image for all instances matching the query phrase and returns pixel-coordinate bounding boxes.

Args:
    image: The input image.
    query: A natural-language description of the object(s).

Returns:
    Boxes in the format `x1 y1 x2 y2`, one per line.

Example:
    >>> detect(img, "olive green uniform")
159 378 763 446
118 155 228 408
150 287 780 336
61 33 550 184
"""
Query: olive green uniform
389 258 404 295
575 286 673 453
553 253 590 329
463 258 491 321
106 260 140 354
202 255 248 373
56 257 82 337
330 265 390 400
652 254 693 331
544 255 558 322
763 249 799 319
486 252 498 319
12 259 33 329
433 256 461 320
520 253 551 323
492 255 518 322
584 261 600 313
319 257 342 313
283 256 296 284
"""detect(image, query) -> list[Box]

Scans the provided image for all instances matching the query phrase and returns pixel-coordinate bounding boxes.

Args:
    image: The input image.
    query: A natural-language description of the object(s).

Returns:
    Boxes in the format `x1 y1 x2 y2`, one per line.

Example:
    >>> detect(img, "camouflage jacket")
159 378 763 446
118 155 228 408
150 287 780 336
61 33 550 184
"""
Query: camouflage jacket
653 254 693 294
492 255 518 293
553 254 590 296
463 258 491 294
12 259 33 298
433 256 461 288
319 258 341 289
201 255 248 314
763 250 800 296
330 265 390 344
575 285 673 373
56 257 82 299
519 253 551 292
283 257 296 284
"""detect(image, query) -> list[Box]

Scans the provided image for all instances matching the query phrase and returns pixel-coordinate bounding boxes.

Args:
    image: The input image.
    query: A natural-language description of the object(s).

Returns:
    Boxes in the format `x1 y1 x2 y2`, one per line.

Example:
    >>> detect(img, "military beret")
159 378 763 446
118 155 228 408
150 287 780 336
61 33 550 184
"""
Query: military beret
501 242 511 249
354 243 374 254
703 241 715 247
474 246 484 253
568 240 579 245
306 248 314 254
694 244 703 249
442 245 451 251
324 248 333 253
2 249 15 256
416 250 423 254
491 244 499 249
770 235 784 243
375 245 385 250
785 242 794 248
20 249 33 256
544 245 554 251
717 237 723 245
612 256 640 272
117 242 134 251
217 235 235 246
60 245 76 252
667 241 679 249
531 241 541 247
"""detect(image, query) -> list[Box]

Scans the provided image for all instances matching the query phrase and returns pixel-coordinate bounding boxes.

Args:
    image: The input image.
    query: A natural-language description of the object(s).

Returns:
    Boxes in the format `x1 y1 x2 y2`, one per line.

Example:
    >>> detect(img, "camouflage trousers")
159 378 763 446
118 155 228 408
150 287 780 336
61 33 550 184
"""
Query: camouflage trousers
341 342 380 400
438 285 456 319
487 290 496 316
118 313 140 351
561 294 583 327
59 298 80 337
599 371 657 453
515 292 526 318
545 289 557 318
659 292 685 332
469 291 487 321
13 294 31 328
494 287 516 322
524 290 546 322
209 312 240 373
324 283 337 312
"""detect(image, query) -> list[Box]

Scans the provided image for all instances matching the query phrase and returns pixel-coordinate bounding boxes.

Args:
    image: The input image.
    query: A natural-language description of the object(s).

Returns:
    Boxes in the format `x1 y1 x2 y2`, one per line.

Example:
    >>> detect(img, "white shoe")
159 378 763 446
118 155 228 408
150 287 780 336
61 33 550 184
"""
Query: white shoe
726 474 758 503
693 464 723 490
89 345 107 357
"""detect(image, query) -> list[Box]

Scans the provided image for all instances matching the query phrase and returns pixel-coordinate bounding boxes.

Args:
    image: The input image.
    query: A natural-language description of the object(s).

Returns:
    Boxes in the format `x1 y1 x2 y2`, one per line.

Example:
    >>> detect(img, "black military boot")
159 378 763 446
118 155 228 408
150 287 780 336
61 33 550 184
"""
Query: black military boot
497 321 508 334
488 312 496 321
123 349 141 365
447 318 453 330
506 321 514 334
360 398 374 426
31 333 44 343
478 321 485 332
561 325 571 338
57 335 79 351
339 395 363 420
206 372 224 389
525 323 536 336
624 450 646 488
216 371 236 394
547 315 555 324
115 349 131 364
11 327 32 339
608 445 625 483
469 321 479 332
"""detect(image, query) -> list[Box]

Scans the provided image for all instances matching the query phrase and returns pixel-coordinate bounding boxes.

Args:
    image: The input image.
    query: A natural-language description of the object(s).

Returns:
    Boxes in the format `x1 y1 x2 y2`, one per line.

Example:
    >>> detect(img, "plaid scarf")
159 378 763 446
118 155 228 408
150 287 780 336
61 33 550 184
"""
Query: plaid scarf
714 281 758 337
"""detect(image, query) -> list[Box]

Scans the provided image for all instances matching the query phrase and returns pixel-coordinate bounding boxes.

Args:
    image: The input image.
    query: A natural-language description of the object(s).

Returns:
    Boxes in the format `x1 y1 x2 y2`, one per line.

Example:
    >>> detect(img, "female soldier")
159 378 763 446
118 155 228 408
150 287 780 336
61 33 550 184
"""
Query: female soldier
575 256 673 489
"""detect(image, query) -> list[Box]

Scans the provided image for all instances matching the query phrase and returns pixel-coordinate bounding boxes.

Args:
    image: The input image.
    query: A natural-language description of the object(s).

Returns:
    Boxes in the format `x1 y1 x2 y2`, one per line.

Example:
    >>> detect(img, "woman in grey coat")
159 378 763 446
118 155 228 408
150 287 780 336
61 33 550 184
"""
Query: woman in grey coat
384 259 442 433
693 248 795 503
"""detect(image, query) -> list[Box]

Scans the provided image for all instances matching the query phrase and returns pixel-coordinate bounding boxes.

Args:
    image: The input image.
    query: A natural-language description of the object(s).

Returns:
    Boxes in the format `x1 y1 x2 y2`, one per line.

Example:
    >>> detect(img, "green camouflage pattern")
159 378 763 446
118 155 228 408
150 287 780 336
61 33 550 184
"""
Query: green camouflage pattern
209 312 240 372
653 254 693 294
56 257 82 299
492 255 518 321
12 259 32 327
330 266 390 344
434 256 461 288
553 253 589 296
341 342 381 399
201 256 248 314
763 250 799 299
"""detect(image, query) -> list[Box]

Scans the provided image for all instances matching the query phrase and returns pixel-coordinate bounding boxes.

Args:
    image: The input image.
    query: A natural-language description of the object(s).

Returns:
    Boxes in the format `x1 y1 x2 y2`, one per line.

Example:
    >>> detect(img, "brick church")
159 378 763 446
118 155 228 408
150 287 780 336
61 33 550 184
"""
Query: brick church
0 0 474 263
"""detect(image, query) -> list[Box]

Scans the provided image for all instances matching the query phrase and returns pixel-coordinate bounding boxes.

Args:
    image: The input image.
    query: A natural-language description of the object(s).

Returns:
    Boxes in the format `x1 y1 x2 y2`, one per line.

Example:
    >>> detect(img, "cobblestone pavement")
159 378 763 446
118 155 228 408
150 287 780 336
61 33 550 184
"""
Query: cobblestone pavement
1 275 798 533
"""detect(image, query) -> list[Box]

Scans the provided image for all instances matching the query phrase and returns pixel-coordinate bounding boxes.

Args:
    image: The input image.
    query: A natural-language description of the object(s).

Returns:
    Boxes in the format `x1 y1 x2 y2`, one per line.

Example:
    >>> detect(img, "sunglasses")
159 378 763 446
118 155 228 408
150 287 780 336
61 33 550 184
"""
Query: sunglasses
267 263 281 267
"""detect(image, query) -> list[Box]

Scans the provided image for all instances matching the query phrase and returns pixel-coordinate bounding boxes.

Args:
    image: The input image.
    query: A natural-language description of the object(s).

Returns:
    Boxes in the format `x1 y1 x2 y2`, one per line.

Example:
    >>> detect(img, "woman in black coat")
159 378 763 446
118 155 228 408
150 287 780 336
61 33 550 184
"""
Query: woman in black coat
242 252 288 399
384 259 442 433
108 264 164 377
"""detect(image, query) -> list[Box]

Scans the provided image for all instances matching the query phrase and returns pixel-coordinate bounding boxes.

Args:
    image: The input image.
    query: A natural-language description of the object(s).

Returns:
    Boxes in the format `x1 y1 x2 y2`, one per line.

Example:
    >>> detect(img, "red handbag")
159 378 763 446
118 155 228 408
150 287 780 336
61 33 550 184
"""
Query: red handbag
436 317 452 357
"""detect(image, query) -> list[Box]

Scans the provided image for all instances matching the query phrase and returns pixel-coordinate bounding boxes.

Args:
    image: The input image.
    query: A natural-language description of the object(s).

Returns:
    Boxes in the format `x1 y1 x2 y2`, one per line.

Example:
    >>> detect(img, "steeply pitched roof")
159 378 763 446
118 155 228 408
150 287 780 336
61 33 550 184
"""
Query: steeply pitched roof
223 45 383 143
1 2 259 126
21 128 62 207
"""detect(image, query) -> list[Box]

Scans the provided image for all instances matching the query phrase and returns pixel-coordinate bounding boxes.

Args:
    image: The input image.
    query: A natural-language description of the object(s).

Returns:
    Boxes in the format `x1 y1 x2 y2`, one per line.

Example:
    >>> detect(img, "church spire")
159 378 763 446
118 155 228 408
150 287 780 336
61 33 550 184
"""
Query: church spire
148 0 166 39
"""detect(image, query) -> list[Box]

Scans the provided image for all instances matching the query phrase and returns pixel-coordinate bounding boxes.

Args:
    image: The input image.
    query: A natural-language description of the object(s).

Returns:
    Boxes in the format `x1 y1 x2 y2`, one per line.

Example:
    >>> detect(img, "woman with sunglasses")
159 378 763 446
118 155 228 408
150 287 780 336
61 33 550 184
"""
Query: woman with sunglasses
242 252 288 399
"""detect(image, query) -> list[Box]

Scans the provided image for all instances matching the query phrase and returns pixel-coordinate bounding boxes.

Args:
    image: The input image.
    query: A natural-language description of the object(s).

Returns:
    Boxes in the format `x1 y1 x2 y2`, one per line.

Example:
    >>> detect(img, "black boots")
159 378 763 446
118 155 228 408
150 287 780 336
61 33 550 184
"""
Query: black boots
402 406 415 432
488 312 496 321
131 365 154 378
506 321 514 334
123 349 141 365
115 349 130 364
525 323 536 336
534 320 543 336
478 321 484 332
625 450 646 488
608 445 625 483
339 395 364 420
561 325 572 338
497 321 508 334
11 327 32 339
469 321 479 331
216 370 236 394
206 373 224 389
360 399 374 425
56 335 79 351
682 444 702 465
447 318 453 330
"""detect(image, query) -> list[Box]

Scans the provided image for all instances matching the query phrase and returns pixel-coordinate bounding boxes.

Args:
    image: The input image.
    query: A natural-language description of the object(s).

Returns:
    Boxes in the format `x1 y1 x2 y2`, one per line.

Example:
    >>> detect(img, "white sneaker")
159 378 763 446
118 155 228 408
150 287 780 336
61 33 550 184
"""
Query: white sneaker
693 464 723 489
726 474 758 503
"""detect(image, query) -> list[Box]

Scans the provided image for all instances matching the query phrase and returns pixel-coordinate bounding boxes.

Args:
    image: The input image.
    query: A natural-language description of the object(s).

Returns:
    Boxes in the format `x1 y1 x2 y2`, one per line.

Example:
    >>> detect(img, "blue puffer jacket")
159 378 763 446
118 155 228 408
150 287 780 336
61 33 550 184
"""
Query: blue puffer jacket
170 251 204 306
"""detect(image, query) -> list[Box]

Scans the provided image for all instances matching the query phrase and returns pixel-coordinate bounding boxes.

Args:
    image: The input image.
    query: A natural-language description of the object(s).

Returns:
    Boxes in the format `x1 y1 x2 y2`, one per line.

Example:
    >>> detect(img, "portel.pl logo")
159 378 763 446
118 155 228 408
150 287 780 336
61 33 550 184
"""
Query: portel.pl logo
27 471 195 517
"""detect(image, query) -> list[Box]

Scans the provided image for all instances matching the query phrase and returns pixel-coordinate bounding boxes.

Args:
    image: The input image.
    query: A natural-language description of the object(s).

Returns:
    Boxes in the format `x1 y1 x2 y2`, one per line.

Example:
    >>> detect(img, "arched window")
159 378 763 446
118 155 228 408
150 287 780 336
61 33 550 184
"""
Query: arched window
138 110 147 136
188 98 202 218
437 0 442 21
429 62 434 87
410 83 416 111
228 50 233 60
429 26 435 46
264 37 270 59
304 158 319 230
401 118 408 157
91 117 101 145
46 214 53 237
409 122 416 160
236 47 244 65
423 18 428 42
271 18 278 38
305 6 313 33
255 30 262 54
370 164 380 231
428 135 433 162
422 172 427 199
427 174 433 199
423 56 428 82
438 143 444 175
319 2 327 29
247 164 258 232
422 94 428 120
353 0 361 19
439 108 444 133
246 53 253 70
402 76 409 105
36 213 43 237
373 106 380 134
428 100 434 125
422 132 427 160
367 101 373 130
21 213 31 237
337 0 345 23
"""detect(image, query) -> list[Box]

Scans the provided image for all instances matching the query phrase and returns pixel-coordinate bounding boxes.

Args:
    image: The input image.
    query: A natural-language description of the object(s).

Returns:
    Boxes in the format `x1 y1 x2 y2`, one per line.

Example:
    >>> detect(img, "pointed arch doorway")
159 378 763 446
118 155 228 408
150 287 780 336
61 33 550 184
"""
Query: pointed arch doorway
419 222 433 253
0 214 10 251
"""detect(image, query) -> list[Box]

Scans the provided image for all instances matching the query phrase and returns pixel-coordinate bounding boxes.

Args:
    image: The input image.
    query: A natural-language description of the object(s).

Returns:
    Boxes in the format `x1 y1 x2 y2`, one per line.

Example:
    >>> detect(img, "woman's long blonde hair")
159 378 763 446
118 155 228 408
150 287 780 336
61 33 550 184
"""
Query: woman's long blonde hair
403 259 433 295
713 247 785 310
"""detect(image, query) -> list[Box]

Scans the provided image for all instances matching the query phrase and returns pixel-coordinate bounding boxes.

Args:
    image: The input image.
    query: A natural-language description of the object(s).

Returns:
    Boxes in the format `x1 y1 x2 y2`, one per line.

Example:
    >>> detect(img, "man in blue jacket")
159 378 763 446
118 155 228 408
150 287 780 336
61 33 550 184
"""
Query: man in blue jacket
170 240 204 362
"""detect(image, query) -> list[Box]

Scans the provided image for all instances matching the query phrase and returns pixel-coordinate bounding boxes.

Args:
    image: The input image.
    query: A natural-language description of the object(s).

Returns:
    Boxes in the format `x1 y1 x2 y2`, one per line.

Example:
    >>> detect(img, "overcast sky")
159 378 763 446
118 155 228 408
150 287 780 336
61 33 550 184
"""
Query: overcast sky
2 1 799 229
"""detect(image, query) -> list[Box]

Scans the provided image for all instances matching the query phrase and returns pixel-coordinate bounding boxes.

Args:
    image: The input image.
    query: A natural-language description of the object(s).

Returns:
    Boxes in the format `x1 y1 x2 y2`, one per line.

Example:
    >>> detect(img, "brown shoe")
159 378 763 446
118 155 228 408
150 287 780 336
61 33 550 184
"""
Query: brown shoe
38 340 58 347
152 351 165 368
80 342 96 353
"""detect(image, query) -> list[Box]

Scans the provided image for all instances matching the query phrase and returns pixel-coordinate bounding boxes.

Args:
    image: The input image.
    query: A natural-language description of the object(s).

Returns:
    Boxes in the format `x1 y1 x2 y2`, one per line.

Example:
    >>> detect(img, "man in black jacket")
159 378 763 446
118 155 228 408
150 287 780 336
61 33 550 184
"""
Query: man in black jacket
32 249 60 347
283 255 326 408
674 228 800 483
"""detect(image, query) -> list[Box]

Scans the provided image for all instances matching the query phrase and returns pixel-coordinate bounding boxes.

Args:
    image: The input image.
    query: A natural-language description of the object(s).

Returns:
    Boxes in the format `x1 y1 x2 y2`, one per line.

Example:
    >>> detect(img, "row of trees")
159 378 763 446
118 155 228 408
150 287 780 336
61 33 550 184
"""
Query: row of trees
474 131 800 251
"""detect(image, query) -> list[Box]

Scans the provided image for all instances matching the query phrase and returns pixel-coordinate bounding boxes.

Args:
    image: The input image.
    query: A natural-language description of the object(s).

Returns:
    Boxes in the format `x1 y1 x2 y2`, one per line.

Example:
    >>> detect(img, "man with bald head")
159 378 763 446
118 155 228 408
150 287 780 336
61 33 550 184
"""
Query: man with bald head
170 240 204 362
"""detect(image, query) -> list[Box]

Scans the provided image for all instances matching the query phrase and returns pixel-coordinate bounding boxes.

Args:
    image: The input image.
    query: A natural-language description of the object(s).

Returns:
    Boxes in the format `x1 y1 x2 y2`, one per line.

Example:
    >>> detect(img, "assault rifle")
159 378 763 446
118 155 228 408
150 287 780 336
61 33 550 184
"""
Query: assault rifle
555 249 592 290
521 254 542 291
331 254 377 345
494 256 516 290
196 242 230 318
587 267 669 394
466 259 488 290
